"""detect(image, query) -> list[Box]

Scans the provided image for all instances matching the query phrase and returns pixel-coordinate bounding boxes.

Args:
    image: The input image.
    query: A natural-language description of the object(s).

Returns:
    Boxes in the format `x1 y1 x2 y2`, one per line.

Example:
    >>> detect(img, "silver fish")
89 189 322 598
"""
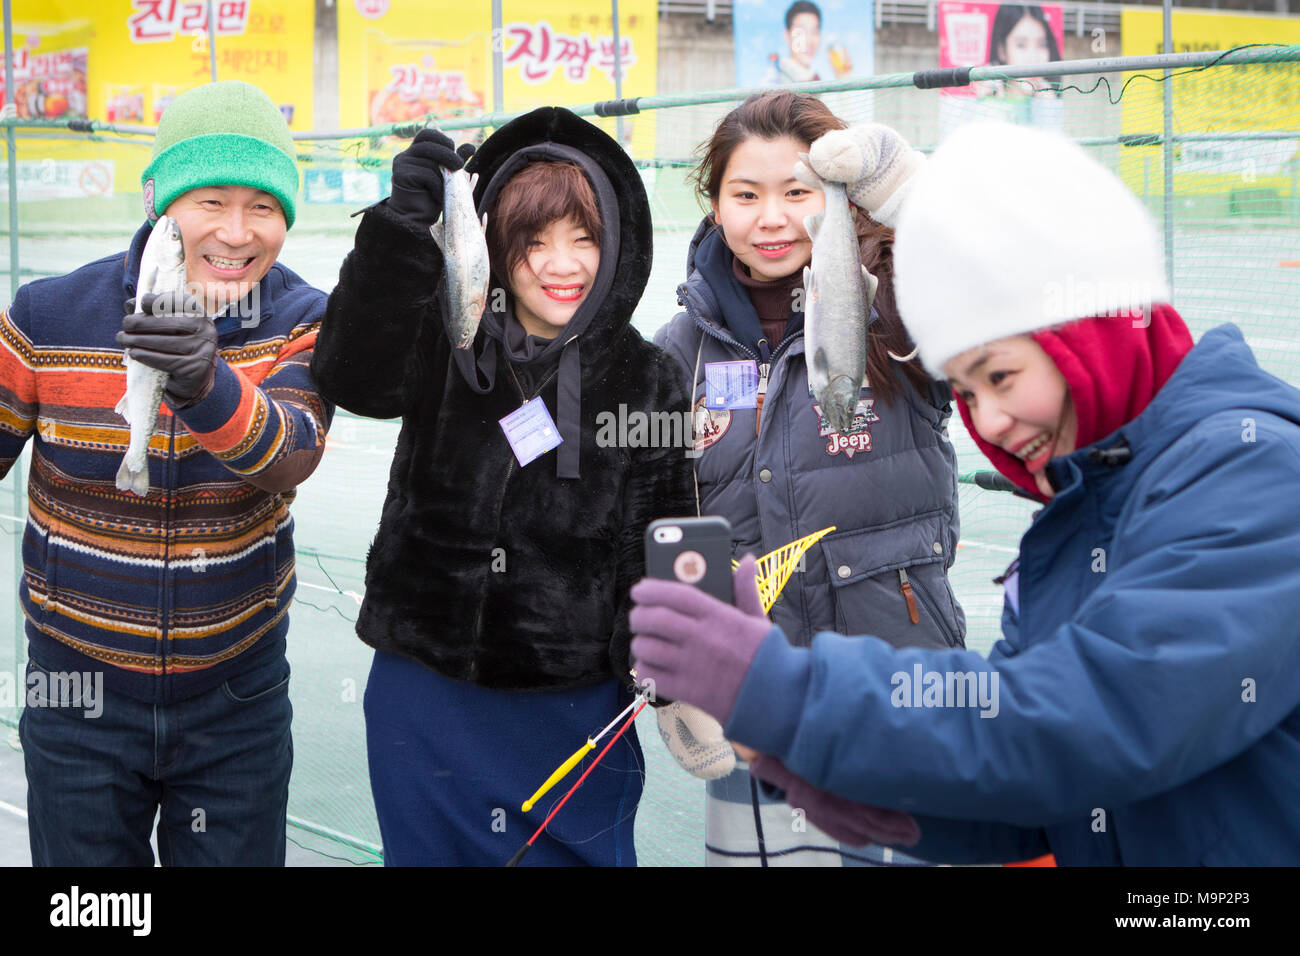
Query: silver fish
431 168 490 349
115 216 187 497
795 155 879 435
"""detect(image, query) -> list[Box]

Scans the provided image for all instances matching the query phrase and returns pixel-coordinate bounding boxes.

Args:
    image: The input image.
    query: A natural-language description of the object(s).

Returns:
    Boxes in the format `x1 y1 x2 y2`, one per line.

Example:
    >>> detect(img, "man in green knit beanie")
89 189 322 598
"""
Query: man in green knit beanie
138 80 300 319
3 80 333 867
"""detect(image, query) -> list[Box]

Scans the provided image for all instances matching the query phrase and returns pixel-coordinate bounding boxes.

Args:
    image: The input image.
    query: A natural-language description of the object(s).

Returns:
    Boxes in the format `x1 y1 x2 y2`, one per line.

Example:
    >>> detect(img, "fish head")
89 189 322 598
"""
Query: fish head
821 375 861 434
136 215 187 308
456 286 489 348
156 216 186 268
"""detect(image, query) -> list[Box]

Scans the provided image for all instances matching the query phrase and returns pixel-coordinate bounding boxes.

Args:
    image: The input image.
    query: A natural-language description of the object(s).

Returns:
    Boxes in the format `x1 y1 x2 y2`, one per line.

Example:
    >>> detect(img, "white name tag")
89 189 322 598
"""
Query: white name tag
499 397 563 468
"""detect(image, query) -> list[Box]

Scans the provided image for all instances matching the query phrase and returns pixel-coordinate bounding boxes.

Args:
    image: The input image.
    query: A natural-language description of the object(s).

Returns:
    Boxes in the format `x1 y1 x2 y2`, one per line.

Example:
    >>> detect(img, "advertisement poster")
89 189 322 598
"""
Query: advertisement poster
8 1 316 201
732 0 874 89
937 1 1065 133
0 44 89 120
1120 9 1300 199
337 0 657 158
335 0 491 131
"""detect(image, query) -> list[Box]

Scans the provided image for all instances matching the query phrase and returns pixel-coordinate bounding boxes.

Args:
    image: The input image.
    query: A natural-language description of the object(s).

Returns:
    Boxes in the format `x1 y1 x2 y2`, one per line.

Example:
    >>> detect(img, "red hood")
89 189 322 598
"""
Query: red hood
956 304 1195 500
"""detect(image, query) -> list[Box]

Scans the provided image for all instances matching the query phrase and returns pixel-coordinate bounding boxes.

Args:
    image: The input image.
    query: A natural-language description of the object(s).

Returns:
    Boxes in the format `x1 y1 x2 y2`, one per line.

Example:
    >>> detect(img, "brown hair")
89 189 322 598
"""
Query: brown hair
691 91 932 405
486 161 603 284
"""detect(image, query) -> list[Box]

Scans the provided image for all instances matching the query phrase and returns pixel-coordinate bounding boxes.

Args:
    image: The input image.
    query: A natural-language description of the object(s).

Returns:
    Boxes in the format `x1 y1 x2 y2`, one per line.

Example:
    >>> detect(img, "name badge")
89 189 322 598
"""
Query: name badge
704 360 759 410
499 397 563 467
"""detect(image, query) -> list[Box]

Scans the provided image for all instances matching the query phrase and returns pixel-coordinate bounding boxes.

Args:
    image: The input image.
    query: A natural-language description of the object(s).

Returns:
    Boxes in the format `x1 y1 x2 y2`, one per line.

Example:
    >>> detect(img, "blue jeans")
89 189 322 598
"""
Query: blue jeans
20 647 293 866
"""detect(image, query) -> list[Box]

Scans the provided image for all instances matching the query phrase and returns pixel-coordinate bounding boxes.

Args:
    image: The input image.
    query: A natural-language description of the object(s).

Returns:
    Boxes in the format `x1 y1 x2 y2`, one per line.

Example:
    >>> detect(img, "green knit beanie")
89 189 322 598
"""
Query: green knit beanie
142 81 299 229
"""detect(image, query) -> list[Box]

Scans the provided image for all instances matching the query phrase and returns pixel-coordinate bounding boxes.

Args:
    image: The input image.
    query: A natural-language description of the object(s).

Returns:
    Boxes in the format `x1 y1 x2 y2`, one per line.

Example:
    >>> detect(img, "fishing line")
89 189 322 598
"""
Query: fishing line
535 733 648 849
292 598 358 624
311 549 347 596
286 832 381 866
1048 43 1286 106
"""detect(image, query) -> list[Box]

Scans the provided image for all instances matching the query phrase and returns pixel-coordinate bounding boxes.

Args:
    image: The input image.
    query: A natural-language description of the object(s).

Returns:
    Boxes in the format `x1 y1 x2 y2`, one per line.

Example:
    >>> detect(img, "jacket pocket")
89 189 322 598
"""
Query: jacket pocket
221 655 291 704
820 511 965 650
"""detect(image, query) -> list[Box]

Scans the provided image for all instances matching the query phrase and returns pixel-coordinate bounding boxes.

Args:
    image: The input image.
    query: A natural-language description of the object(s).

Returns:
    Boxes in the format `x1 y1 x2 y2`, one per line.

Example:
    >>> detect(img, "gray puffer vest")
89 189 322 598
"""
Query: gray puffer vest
654 220 965 650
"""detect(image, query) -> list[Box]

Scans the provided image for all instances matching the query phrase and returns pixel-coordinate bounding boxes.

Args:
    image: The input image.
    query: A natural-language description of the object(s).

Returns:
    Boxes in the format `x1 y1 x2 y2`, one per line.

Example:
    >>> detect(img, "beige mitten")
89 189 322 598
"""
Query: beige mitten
655 700 736 780
807 124 926 228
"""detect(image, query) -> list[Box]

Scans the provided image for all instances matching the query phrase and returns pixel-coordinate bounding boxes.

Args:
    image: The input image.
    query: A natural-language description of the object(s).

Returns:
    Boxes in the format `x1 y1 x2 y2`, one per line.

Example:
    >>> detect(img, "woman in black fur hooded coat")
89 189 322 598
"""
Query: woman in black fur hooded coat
312 108 695 866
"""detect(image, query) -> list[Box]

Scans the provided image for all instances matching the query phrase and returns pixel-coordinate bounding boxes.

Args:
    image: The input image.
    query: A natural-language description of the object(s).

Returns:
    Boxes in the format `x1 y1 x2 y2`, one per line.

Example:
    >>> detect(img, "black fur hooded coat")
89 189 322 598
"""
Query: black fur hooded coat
311 108 696 692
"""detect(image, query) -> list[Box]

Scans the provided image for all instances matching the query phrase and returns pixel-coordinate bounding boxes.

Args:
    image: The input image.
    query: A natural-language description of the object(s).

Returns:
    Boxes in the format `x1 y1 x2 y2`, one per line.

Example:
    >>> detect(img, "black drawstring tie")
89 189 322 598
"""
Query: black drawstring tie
1088 438 1132 467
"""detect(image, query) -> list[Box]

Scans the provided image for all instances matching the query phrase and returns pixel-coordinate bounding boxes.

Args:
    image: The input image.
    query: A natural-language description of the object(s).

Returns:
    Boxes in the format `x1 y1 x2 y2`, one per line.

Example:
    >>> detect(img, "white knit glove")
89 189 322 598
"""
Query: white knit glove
655 701 736 780
807 123 926 228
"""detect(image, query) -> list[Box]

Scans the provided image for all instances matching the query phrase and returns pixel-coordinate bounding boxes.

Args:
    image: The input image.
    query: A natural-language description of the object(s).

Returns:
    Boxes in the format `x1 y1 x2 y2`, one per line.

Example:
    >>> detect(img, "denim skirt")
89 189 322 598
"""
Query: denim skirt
364 649 643 866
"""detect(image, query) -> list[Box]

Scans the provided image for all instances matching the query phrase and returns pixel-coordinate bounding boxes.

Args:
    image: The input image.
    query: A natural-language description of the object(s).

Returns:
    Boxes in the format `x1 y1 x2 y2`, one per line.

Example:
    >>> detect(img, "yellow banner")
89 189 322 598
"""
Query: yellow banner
337 3 491 131
9 0 315 200
1120 10 1300 198
337 0 658 155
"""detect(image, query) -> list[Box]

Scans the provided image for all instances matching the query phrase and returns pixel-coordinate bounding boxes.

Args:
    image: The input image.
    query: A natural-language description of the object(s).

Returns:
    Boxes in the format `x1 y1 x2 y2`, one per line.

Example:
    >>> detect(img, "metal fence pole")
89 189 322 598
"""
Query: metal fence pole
611 0 624 145
1162 0 1174 296
493 0 504 114
3 0 22 689
205 0 218 82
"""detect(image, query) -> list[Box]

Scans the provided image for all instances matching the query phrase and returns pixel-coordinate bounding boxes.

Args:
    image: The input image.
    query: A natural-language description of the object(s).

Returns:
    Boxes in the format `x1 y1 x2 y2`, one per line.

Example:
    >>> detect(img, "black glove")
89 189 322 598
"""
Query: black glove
118 292 219 408
387 129 476 227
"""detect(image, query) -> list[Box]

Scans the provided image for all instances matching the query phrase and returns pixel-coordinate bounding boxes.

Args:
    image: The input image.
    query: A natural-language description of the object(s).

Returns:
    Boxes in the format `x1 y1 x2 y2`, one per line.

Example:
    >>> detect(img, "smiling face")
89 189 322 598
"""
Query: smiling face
945 335 1078 498
711 135 825 284
509 217 600 339
164 185 286 314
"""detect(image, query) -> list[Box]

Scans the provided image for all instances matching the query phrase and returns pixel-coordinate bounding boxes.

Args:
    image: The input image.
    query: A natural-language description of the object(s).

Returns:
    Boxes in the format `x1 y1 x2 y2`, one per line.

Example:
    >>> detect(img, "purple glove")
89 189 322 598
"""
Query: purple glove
749 754 922 848
630 554 771 726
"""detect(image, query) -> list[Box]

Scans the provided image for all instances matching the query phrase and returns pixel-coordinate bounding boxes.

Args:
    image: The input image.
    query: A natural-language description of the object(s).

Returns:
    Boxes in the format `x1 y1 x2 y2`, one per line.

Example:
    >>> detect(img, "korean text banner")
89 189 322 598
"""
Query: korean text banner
336 0 657 155
7 0 315 201
1120 10 1300 195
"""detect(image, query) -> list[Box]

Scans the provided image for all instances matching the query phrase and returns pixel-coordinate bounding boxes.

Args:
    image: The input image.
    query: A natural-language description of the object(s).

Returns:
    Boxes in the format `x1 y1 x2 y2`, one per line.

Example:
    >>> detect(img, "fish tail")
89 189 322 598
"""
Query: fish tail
115 455 149 497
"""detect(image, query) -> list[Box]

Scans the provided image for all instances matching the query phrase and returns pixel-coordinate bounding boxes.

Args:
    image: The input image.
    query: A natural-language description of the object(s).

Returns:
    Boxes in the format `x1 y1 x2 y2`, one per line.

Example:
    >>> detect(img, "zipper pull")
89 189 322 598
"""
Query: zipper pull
756 340 771 437
898 568 920 625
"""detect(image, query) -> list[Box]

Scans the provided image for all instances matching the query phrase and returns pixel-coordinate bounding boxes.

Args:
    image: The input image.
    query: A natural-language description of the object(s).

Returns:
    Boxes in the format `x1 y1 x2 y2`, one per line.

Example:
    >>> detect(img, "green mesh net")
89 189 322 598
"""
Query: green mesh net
3 45 1299 865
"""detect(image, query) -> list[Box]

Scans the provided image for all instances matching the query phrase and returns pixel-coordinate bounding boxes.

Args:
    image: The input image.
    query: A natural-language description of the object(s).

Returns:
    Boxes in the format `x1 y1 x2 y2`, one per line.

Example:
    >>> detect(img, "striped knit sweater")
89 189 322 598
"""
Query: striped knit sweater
0 221 332 703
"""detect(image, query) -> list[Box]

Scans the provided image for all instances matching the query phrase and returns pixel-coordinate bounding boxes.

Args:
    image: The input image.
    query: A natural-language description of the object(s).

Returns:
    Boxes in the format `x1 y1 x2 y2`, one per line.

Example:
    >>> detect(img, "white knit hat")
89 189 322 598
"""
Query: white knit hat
894 122 1169 377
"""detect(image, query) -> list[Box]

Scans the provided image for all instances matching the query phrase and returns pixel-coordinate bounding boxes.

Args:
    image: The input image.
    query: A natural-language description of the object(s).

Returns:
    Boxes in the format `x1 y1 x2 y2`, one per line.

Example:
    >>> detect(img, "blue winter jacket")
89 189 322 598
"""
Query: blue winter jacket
725 324 1300 865
654 220 965 651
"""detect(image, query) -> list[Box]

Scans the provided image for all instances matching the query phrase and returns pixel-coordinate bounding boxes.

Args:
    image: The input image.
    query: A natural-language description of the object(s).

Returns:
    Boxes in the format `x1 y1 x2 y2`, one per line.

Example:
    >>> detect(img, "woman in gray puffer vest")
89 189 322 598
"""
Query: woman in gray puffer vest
653 92 965 867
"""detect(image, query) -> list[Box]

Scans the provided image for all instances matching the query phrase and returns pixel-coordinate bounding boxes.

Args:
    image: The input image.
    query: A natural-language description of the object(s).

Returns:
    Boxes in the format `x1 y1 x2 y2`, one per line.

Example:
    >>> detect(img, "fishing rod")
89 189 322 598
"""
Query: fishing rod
507 689 650 867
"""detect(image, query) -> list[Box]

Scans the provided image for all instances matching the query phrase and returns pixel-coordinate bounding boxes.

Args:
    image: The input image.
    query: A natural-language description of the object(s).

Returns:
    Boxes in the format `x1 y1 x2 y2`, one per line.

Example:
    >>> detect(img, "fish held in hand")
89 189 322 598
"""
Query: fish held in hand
795 155 879 435
115 216 187 497
431 168 490 349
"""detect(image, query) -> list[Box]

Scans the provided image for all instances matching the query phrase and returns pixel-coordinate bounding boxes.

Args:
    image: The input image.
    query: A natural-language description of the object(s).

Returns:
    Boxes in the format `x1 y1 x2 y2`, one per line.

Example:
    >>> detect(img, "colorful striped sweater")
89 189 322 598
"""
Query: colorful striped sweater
0 221 332 703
